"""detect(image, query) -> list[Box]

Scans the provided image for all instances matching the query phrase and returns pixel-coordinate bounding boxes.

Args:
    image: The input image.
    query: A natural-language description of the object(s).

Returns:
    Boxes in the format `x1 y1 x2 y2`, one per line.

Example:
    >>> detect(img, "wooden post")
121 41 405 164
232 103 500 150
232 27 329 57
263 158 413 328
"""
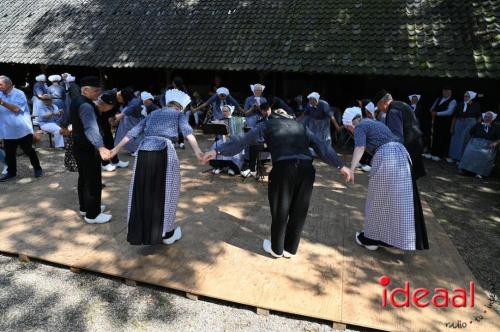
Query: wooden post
70 267 81 274
165 69 173 86
125 279 137 287
256 307 270 316
98 68 105 86
18 254 30 262
332 322 346 330
272 72 278 96
258 71 267 84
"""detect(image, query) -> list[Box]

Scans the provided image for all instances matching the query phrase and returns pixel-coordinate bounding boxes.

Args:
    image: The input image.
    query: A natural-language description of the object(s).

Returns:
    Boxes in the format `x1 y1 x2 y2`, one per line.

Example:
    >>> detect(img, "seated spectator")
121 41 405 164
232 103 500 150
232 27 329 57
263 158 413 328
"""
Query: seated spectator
459 111 500 179
185 91 204 128
240 103 272 178
209 105 244 175
37 95 65 148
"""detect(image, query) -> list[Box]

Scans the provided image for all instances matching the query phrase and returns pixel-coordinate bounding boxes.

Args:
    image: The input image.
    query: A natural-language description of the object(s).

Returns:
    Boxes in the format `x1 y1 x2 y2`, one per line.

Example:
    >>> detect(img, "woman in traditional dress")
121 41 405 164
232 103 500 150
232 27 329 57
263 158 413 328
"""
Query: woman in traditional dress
140 91 160 115
343 107 429 251
48 75 67 112
32 74 49 117
459 111 500 179
110 89 204 245
447 91 481 163
114 87 144 155
209 105 245 175
303 92 336 146
244 84 267 128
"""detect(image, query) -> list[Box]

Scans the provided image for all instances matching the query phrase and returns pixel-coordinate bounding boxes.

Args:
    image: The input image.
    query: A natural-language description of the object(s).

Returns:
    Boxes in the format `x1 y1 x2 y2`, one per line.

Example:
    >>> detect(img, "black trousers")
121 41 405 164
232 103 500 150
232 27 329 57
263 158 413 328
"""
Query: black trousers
360 152 372 166
244 144 264 172
100 118 119 166
73 147 102 219
4 134 42 176
268 159 315 255
431 116 452 158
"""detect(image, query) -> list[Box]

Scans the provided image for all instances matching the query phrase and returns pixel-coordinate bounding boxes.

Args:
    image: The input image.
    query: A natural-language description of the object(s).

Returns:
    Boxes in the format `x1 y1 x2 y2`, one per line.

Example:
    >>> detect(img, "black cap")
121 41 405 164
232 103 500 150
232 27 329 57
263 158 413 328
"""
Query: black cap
259 102 271 111
100 90 117 106
80 76 101 88
373 89 388 104
119 87 135 104
442 85 452 90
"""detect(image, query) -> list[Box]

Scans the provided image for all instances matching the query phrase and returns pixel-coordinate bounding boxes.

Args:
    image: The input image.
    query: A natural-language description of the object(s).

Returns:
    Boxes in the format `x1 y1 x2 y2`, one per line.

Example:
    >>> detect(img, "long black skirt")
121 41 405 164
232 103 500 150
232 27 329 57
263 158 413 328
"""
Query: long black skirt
411 165 429 250
127 148 167 245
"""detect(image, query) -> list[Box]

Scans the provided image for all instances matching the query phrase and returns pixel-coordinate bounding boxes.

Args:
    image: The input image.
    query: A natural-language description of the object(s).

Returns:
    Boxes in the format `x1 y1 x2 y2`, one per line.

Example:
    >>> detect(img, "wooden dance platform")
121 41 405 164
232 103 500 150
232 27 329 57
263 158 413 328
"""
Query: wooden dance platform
0 137 498 331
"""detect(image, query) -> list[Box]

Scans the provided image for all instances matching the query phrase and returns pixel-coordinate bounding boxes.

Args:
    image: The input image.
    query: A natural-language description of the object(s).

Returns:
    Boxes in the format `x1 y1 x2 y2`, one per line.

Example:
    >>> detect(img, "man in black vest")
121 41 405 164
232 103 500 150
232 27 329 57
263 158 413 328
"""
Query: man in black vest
374 89 426 179
423 85 457 161
203 109 352 258
70 76 113 224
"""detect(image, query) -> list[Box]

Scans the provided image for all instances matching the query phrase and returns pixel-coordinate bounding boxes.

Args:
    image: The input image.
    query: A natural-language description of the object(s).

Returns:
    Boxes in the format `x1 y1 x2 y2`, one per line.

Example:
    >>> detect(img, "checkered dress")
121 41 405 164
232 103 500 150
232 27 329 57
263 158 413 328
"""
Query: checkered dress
126 108 193 235
364 142 416 250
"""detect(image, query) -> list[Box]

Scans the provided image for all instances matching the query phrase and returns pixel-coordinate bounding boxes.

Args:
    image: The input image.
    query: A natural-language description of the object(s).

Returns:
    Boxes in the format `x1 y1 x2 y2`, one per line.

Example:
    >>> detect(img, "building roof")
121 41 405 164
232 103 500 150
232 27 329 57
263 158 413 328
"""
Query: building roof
0 0 498 78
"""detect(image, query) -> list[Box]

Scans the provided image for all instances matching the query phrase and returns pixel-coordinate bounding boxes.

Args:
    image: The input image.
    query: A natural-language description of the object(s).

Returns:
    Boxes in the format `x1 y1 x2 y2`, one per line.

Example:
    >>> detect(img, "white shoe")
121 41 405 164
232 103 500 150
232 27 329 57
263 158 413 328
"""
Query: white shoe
114 160 129 168
445 158 454 164
475 174 483 179
355 232 379 251
227 169 235 176
263 239 282 258
431 156 441 161
422 153 432 159
80 205 107 216
162 227 182 245
212 168 221 175
101 164 116 172
179 143 185 149
240 169 252 178
1 165 7 175
360 165 372 172
283 251 295 258
84 213 112 224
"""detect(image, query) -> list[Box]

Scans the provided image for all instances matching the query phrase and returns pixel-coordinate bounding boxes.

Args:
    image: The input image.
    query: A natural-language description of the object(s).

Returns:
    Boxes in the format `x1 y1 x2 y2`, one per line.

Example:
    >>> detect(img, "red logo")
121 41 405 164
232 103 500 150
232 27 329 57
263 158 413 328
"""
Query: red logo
379 275 475 308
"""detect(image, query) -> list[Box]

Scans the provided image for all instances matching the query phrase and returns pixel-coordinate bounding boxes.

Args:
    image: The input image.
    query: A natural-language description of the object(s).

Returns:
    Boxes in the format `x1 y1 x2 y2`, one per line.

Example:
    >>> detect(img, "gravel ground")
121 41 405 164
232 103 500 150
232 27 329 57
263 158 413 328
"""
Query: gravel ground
0 254 358 332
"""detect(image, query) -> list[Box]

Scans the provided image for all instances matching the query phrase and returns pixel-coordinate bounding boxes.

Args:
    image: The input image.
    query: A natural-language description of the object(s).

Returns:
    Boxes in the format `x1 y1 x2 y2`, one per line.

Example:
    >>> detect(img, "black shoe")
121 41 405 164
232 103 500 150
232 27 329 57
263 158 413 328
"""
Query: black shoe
355 231 379 251
34 169 43 178
0 174 16 182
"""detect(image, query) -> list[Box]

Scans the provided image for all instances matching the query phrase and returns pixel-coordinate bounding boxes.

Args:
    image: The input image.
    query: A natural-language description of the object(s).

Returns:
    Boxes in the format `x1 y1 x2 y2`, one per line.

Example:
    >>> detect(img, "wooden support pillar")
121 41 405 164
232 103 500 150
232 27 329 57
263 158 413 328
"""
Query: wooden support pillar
125 279 137 287
256 307 270 316
165 69 173 86
18 254 30 262
272 71 278 96
70 267 81 274
332 322 346 330
98 68 105 86
257 71 267 84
